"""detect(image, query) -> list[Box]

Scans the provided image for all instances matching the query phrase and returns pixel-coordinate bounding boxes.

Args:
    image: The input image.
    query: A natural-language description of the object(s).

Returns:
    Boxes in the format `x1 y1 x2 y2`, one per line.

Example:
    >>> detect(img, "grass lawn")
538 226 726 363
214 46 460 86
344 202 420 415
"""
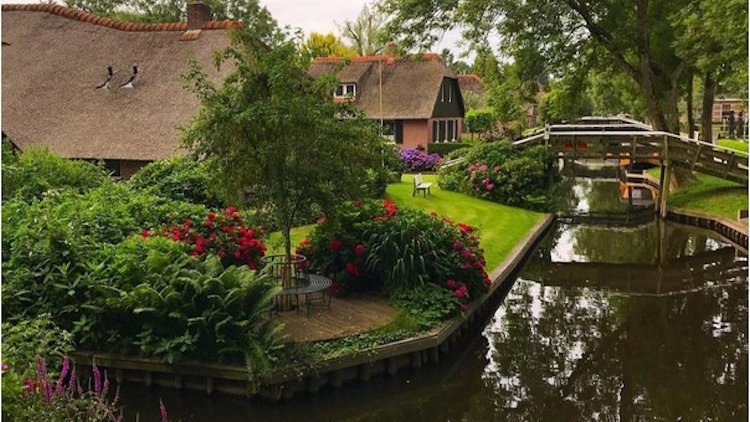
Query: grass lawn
644 166 746 220
717 138 749 153
668 174 747 220
266 225 315 255
386 174 543 269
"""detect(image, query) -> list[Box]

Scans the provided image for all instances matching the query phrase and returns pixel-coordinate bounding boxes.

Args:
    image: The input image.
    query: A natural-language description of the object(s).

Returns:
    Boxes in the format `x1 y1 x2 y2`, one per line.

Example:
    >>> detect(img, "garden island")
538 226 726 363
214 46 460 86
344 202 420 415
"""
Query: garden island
2 0 748 420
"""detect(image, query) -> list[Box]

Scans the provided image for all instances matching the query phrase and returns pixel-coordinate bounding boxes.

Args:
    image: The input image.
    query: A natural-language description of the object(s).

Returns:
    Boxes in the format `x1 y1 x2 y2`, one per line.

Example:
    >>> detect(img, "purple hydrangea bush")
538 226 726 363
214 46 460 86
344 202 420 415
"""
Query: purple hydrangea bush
400 149 443 172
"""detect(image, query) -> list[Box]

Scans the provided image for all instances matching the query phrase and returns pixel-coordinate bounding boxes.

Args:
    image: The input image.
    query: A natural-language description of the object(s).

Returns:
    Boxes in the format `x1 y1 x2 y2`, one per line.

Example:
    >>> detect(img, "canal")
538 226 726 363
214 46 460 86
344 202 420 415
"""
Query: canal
119 178 748 421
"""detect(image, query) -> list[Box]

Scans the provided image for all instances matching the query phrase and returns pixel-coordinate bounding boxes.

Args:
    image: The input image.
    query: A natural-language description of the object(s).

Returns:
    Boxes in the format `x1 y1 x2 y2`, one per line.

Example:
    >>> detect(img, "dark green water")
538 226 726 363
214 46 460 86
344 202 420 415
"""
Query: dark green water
119 179 747 421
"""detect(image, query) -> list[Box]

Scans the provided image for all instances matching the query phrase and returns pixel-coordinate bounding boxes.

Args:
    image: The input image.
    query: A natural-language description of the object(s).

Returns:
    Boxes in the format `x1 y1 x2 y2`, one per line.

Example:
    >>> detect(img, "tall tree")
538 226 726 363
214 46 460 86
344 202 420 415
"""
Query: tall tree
303 32 357 58
339 3 387 55
181 30 385 259
673 0 747 142
440 48 471 74
379 0 698 133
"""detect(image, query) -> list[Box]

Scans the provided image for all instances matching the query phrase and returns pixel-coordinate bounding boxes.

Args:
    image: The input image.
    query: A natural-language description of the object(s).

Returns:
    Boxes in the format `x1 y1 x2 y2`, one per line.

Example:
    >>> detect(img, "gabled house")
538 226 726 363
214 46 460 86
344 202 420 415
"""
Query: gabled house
309 54 466 150
1 3 236 178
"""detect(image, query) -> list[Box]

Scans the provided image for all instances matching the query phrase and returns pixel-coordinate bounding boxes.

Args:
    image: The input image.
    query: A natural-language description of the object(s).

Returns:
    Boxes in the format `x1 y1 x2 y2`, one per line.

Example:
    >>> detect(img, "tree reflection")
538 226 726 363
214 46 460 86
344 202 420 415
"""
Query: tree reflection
479 276 748 420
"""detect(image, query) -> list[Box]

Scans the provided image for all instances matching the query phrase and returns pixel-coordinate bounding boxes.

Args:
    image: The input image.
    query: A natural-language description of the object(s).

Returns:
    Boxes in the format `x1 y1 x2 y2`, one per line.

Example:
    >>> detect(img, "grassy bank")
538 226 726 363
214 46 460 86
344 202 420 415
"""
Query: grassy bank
386 174 543 269
717 138 749 153
644 167 747 220
668 174 747 220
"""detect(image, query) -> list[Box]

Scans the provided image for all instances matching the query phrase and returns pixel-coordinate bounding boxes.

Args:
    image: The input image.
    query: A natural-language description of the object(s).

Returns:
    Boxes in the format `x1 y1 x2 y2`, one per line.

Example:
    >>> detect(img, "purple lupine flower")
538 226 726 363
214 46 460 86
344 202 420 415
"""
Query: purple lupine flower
103 370 110 391
55 356 70 396
159 400 168 422
67 366 77 394
93 364 101 394
42 379 53 403
35 356 47 382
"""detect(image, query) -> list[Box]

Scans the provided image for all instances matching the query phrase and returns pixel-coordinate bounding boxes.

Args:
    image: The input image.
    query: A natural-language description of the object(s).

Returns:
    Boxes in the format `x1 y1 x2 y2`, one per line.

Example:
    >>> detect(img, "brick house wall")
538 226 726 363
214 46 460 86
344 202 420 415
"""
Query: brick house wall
402 119 429 150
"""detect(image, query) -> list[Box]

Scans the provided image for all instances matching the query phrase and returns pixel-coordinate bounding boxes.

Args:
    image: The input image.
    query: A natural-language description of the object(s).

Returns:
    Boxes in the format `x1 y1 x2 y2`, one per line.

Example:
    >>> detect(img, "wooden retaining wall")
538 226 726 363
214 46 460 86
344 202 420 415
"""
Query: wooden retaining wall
666 208 748 254
72 215 556 402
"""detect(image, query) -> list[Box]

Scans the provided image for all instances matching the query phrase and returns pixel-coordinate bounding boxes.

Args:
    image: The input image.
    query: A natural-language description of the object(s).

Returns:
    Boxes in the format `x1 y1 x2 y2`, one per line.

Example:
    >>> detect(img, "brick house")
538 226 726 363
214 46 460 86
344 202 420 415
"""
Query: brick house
1 3 235 178
309 55 466 150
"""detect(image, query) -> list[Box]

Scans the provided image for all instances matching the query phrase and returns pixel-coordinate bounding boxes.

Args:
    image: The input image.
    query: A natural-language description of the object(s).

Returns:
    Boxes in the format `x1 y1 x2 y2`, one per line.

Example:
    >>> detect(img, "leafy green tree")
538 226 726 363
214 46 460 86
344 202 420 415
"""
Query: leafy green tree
464 108 497 137
340 3 387 55
440 48 471 74
673 0 747 141
587 67 646 121
181 30 386 258
302 32 356 58
539 75 592 124
379 0 701 133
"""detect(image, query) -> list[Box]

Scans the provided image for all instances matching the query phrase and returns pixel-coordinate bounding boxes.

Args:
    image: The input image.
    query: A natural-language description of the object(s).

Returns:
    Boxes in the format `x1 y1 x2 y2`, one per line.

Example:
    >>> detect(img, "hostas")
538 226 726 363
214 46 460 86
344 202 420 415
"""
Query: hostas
121 255 281 365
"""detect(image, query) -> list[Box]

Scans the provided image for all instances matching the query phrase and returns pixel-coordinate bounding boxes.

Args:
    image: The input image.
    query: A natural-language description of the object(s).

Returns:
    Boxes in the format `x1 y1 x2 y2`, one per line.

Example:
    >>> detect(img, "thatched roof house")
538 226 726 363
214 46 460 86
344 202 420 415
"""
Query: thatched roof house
309 54 465 150
1 3 235 177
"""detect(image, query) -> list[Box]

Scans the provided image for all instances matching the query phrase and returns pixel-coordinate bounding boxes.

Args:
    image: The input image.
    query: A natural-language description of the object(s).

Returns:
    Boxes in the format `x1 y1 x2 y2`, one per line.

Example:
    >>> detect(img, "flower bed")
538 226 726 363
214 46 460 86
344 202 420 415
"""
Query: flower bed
400 149 442 172
296 199 490 313
438 140 556 210
144 207 267 270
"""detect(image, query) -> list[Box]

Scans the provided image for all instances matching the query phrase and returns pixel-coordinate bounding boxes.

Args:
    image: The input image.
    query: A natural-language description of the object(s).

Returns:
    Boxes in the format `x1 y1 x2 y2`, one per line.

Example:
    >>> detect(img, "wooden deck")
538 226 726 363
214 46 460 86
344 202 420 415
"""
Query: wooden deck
275 294 397 343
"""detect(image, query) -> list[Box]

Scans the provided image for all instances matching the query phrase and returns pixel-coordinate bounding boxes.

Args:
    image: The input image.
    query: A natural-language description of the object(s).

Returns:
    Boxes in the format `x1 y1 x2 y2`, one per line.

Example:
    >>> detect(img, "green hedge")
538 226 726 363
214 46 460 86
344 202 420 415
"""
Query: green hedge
427 142 470 157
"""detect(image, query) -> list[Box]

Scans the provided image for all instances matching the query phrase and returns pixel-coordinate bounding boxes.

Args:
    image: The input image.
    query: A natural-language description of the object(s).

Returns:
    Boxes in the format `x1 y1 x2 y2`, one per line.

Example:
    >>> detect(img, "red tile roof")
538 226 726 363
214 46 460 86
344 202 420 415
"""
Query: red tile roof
1 4 242 31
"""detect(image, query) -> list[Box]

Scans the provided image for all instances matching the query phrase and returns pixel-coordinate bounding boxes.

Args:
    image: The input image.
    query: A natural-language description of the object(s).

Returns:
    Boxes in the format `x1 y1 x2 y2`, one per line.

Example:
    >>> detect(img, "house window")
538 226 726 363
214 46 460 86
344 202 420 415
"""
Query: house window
334 83 356 98
381 120 403 144
103 159 121 177
440 82 452 103
432 119 459 142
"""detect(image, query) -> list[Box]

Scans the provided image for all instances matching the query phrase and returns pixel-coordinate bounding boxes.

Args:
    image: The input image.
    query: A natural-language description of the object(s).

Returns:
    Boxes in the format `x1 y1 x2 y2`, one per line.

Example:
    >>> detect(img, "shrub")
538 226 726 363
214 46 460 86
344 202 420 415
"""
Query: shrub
97 242 281 366
438 140 556 210
1 314 74 379
427 142 470 157
465 108 497 134
297 199 490 312
391 286 460 329
400 148 442 172
2 148 109 202
145 206 267 270
2 184 207 323
128 158 225 208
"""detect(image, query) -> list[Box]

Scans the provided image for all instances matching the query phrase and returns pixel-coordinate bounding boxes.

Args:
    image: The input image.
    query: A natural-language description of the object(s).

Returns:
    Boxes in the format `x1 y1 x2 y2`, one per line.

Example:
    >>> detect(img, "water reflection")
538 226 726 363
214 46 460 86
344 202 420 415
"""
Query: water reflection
480 222 748 420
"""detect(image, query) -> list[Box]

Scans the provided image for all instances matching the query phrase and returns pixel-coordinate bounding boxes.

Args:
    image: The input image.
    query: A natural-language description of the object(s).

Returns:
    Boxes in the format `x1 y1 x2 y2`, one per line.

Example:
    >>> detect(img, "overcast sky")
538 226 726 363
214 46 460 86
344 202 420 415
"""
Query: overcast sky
260 0 467 56
1 0 469 55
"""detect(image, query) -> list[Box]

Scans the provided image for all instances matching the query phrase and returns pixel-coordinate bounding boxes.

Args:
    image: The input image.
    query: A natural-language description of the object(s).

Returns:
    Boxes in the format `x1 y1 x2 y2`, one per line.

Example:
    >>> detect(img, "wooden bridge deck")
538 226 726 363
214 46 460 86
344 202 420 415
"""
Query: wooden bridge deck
515 122 749 185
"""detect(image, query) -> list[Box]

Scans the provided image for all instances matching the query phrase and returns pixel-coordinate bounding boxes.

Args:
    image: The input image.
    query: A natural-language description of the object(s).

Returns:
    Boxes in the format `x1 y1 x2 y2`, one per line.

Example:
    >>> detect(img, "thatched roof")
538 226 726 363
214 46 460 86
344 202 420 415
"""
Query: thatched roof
457 74 484 97
309 54 461 120
1 4 235 161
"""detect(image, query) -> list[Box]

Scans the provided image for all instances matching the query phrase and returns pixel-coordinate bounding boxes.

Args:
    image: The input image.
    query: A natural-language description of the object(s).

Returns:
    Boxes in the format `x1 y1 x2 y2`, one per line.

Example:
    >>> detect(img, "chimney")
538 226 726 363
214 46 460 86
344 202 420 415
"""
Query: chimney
187 2 212 30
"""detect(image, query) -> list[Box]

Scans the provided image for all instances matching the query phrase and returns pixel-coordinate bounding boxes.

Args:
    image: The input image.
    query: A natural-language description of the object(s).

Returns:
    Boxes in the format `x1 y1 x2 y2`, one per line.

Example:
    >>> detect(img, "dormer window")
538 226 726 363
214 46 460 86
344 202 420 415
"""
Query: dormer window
335 83 356 98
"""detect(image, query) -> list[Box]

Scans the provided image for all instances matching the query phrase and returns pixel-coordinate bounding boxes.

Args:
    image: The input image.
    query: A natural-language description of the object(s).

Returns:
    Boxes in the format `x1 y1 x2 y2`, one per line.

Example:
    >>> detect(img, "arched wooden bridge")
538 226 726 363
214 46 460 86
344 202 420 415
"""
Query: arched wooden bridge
515 116 749 186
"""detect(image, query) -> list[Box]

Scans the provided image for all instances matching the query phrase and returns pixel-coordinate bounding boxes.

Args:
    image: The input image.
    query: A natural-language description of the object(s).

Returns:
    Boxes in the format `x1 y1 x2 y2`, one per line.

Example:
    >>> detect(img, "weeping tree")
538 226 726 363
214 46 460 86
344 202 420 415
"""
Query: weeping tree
181 29 385 261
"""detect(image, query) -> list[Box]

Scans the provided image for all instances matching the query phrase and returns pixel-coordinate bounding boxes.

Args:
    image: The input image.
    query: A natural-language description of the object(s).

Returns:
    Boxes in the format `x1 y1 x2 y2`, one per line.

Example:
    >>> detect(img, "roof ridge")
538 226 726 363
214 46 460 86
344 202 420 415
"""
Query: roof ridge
313 52 442 65
1 4 242 32
458 73 483 82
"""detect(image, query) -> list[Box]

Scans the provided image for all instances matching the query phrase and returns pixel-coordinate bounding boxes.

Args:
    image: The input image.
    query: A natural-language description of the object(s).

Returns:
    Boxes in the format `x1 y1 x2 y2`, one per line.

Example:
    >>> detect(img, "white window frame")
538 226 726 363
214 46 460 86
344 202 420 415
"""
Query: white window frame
334 83 356 98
